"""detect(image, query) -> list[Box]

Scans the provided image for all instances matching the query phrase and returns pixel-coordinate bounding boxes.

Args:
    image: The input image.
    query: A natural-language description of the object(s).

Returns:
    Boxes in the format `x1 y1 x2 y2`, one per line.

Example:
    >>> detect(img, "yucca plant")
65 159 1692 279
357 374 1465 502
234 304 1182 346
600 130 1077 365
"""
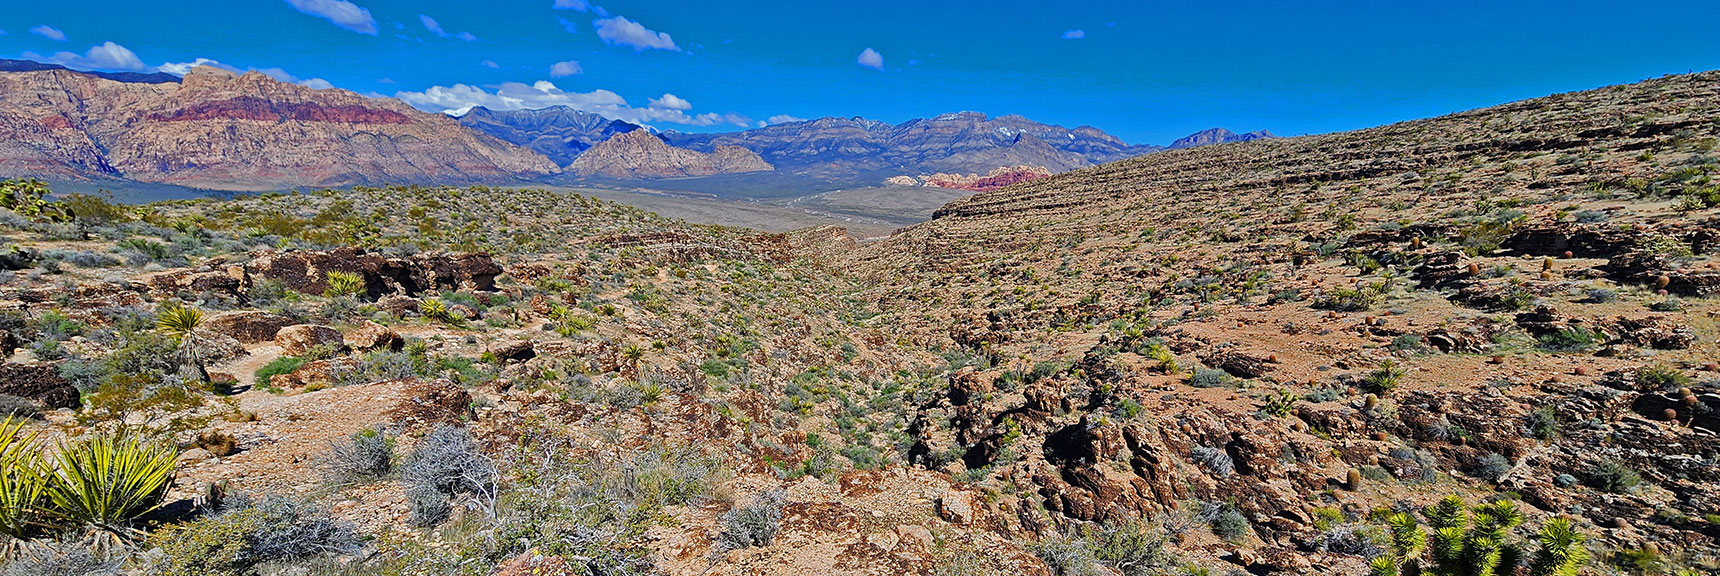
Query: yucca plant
1421 497 1525 576
0 417 46 540
324 270 366 297
156 304 211 383
1527 517 1588 576
43 429 177 534
420 298 453 323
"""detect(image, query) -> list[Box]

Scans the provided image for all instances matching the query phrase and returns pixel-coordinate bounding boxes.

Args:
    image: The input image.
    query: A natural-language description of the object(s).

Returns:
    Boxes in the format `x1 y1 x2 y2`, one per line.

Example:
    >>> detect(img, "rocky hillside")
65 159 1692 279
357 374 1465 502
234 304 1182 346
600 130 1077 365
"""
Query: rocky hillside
844 70 1720 572
661 112 1271 185
0 65 558 191
457 105 643 166
569 129 773 179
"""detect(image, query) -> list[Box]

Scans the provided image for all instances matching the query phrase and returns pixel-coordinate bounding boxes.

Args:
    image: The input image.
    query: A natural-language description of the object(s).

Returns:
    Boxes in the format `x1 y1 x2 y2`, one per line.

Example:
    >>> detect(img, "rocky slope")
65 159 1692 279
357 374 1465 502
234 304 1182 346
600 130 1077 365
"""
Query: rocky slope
457 105 643 166
0 65 558 190
660 112 1272 185
569 129 773 179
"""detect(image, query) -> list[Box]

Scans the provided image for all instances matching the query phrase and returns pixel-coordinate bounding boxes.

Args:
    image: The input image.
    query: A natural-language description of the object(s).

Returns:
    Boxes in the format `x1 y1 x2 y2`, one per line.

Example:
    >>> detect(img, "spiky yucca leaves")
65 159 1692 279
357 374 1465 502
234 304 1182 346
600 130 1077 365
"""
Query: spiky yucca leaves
1387 512 1427 576
1419 498 1526 576
0 417 46 540
419 298 453 323
43 429 177 533
323 270 366 297
1528 517 1588 576
1371 556 1400 576
154 305 204 340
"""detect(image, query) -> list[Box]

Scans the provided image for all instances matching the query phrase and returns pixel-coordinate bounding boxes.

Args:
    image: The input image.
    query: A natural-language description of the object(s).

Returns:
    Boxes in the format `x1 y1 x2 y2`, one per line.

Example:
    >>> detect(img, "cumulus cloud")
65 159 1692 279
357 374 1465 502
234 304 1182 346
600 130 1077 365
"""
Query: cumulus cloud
856 47 883 70
481 60 500 68
31 25 67 41
456 32 477 42
648 93 691 110
1062 29 1085 39
32 42 148 72
767 115 806 125
394 80 750 127
551 0 589 10
593 16 678 52
549 60 583 77
283 0 378 35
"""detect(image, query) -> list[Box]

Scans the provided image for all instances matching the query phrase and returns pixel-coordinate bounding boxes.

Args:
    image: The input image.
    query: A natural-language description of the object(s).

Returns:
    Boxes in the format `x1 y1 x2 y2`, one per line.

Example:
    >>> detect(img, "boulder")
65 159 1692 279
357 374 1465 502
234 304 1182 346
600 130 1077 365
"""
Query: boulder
268 357 358 390
487 340 535 364
274 324 344 356
0 362 79 410
204 311 294 344
385 379 473 430
245 247 501 297
347 322 404 352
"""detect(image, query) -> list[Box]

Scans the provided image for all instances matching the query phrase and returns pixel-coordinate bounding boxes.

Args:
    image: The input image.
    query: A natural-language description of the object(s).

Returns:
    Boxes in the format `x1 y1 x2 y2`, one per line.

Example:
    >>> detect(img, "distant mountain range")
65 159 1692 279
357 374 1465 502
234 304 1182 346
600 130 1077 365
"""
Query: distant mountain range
0 59 1274 192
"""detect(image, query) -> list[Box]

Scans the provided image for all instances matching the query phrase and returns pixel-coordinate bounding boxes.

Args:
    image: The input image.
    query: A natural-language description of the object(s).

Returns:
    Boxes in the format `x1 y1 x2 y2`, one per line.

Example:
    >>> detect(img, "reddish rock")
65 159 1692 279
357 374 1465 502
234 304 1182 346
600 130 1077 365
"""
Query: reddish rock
274 324 344 356
385 379 473 430
347 322 403 352
204 310 294 344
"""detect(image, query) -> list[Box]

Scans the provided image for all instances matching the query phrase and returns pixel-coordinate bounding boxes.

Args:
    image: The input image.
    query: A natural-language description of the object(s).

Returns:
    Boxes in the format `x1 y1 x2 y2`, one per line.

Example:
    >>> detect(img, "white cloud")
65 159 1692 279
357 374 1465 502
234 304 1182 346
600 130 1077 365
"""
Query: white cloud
593 16 678 52
551 0 589 10
283 0 379 35
420 14 447 36
255 67 335 89
648 93 691 110
856 47 883 70
395 80 750 128
420 14 477 41
157 57 233 76
481 60 500 69
549 60 583 77
1062 29 1085 39
30 25 67 41
767 115 806 125
35 42 148 72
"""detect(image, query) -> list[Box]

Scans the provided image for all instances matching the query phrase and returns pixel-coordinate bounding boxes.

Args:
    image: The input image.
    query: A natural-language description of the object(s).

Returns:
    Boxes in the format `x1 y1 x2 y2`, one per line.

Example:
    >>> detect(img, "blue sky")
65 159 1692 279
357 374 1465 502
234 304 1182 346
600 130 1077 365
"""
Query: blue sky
3 1 1718 144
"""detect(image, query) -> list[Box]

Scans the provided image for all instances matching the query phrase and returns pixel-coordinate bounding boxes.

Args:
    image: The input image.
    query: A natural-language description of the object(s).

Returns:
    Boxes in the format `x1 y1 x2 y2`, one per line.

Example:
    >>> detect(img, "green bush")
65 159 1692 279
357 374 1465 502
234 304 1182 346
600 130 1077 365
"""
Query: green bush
1537 327 1600 352
1363 361 1405 394
1634 365 1690 391
254 356 306 387
153 494 359 576
1585 459 1641 494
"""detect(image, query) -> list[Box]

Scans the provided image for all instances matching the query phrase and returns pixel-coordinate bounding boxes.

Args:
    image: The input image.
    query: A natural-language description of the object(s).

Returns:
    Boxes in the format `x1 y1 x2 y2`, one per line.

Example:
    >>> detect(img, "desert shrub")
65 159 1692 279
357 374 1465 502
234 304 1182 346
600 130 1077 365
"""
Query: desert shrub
1188 368 1234 388
1524 406 1560 441
152 494 359 576
194 430 239 457
1363 360 1405 394
1634 365 1690 391
717 490 785 551
1029 532 1100 576
1585 459 1642 494
1648 297 1683 312
43 428 177 531
1316 282 1387 311
1538 326 1600 352
1469 452 1512 483
1190 446 1234 477
1583 288 1617 303
1422 497 1525 576
317 427 394 486
1204 502 1250 543
0 536 121 576
1318 524 1383 557
402 425 497 526
253 356 305 387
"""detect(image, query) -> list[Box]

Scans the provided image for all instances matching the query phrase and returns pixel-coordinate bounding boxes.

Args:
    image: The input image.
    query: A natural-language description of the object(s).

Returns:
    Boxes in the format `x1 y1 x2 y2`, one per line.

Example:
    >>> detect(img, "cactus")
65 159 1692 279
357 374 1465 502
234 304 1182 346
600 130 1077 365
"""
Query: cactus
1347 468 1363 490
